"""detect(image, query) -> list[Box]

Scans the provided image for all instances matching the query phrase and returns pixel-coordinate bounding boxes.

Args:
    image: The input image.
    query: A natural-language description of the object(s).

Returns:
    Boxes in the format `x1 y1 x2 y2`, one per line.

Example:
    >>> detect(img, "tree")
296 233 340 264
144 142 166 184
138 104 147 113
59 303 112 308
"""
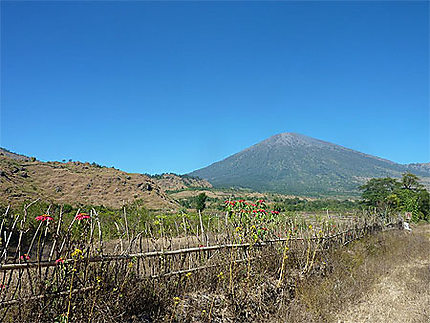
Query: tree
416 189 430 222
401 172 423 191
359 173 429 222
195 193 207 213
359 177 400 209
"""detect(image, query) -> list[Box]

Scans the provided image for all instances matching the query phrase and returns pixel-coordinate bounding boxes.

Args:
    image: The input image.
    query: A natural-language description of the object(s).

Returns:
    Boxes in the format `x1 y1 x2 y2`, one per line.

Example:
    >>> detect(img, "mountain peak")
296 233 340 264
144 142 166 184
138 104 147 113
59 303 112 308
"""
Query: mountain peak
189 133 430 197
257 132 332 149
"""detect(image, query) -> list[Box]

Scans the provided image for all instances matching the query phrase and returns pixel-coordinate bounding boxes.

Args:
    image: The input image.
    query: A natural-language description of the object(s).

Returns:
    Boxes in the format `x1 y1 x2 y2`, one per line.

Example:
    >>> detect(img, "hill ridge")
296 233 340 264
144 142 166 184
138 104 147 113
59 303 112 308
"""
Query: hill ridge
0 148 208 209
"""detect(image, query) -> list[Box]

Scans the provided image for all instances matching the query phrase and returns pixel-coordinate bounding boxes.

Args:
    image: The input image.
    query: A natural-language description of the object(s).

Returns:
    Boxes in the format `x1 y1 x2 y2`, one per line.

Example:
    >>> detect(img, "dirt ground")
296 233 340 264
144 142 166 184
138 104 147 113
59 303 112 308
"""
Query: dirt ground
336 225 430 323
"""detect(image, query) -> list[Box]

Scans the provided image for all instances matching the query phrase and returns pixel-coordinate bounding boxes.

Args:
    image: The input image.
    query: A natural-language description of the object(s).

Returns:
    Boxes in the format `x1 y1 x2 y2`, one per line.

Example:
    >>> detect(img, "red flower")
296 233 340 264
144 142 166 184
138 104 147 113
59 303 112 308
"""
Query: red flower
20 254 30 261
35 214 53 222
198 244 204 248
55 257 65 264
75 213 90 221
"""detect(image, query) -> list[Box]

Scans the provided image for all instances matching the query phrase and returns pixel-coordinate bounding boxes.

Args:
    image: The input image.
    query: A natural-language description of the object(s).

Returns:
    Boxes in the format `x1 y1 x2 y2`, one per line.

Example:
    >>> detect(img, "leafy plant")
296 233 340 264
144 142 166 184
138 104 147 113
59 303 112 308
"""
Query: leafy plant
359 172 430 222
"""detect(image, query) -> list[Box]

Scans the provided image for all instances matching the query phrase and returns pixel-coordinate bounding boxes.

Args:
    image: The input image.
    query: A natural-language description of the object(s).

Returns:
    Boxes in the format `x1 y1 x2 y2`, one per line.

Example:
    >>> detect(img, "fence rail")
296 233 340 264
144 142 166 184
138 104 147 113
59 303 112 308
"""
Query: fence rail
0 225 380 272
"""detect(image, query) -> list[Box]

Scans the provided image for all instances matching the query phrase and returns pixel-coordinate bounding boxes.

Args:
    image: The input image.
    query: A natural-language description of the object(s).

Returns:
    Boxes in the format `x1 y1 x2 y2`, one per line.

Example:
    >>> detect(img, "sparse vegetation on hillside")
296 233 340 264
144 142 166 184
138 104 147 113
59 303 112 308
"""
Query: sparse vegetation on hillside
0 154 177 210
0 152 214 211
150 173 212 192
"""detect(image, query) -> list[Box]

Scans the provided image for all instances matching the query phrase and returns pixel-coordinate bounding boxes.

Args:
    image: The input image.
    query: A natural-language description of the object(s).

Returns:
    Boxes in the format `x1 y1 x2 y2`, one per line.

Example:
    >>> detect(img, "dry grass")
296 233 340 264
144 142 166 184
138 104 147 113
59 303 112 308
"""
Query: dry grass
155 173 212 192
134 224 428 323
286 224 430 323
0 156 177 210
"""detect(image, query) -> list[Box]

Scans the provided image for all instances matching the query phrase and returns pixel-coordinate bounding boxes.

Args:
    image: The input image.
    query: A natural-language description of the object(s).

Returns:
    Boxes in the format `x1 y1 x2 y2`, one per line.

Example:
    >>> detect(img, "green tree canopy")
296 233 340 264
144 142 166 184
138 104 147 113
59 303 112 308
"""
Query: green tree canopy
359 177 400 208
195 193 207 213
401 172 423 191
359 173 429 222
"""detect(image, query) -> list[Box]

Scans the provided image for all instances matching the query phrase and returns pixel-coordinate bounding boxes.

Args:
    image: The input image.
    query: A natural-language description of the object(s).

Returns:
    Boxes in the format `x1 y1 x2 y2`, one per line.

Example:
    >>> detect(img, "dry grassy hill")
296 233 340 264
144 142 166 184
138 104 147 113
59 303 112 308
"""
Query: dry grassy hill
153 173 212 192
0 149 179 210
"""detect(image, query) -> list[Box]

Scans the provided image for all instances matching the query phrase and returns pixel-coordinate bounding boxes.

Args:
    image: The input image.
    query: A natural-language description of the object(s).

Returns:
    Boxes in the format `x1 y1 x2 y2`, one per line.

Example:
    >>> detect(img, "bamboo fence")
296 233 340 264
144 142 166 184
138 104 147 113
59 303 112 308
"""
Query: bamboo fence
0 203 396 319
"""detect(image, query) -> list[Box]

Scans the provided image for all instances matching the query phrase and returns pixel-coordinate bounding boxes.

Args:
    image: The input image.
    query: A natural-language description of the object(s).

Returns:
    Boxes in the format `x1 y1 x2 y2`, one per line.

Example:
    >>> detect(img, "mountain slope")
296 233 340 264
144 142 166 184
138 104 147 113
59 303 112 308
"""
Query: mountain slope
189 133 430 196
0 149 178 210
149 173 212 192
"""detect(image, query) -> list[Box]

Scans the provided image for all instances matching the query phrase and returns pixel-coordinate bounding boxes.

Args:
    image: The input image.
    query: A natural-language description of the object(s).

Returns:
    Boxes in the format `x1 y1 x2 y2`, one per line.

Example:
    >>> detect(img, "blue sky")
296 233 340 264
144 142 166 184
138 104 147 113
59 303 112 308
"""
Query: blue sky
1 1 428 174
